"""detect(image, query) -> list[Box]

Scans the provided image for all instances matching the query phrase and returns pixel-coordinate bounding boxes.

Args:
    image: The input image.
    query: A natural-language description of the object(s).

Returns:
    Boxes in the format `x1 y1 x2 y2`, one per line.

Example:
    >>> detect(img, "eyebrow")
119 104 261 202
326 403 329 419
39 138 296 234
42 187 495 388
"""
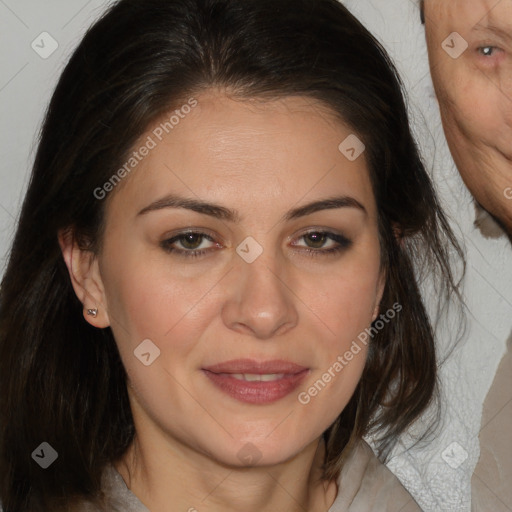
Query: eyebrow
472 23 512 44
137 193 367 222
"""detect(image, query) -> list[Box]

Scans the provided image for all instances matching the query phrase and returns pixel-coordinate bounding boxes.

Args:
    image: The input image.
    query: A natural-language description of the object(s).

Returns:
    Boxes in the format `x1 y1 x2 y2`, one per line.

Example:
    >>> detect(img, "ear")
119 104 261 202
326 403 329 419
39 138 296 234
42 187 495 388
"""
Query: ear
392 223 405 247
370 223 402 321
371 269 386 323
58 228 110 328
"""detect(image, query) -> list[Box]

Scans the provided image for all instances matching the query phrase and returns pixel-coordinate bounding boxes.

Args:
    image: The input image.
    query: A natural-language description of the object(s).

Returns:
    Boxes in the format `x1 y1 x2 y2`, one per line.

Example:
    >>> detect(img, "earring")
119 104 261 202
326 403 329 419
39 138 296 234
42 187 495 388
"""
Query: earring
86 308 98 317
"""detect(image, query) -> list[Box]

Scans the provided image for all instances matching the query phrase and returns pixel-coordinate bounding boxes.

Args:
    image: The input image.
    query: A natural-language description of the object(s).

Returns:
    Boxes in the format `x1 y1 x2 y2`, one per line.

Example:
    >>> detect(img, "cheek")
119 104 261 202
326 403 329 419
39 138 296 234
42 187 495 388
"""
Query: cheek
289 250 382 410
319 253 382 333
314 252 382 366
103 242 213 330
102 257 216 407
99 239 225 380
439 85 512 187
459 95 504 139
439 74 506 144
296 324 369 434
295 265 382 429
307 277 377 341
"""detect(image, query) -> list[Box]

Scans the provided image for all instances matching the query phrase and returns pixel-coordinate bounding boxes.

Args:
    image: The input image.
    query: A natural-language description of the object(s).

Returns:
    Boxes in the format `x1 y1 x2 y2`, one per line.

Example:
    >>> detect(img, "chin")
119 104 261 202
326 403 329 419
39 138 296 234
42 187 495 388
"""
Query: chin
213 434 314 469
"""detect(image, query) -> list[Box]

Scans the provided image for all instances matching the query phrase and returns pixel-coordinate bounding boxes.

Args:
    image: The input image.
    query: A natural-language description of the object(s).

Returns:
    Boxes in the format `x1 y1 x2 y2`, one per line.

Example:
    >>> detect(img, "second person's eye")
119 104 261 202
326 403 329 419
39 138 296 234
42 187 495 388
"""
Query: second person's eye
477 45 500 57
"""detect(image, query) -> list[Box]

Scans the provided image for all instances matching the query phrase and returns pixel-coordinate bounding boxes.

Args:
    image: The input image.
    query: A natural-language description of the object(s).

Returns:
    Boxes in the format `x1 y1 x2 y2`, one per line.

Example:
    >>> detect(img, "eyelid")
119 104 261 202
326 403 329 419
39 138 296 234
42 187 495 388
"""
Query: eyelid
289 227 349 244
290 225 339 236
163 227 225 245
475 42 505 55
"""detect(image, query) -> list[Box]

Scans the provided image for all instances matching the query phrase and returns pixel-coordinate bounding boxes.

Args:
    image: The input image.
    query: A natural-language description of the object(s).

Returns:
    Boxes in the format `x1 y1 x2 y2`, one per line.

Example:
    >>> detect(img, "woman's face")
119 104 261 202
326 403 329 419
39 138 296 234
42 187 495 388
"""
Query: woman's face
85 91 385 467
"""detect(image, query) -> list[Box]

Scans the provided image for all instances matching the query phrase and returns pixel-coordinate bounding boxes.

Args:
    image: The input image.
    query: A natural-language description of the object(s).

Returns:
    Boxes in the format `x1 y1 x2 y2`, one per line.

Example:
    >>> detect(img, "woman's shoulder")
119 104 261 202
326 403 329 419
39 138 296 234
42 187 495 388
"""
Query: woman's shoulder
64 464 149 512
0 465 148 512
329 439 423 512
85 464 149 512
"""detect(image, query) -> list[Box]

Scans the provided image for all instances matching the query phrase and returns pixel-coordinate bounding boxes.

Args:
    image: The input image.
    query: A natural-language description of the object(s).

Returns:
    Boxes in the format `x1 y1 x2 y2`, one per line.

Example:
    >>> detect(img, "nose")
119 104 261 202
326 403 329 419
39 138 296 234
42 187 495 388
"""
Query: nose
221 254 299 339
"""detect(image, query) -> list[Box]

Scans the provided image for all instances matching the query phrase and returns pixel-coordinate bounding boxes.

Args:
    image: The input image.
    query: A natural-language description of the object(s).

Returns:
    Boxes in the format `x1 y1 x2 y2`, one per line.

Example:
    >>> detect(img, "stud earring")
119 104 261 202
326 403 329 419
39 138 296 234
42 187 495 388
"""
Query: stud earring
86 308 98 318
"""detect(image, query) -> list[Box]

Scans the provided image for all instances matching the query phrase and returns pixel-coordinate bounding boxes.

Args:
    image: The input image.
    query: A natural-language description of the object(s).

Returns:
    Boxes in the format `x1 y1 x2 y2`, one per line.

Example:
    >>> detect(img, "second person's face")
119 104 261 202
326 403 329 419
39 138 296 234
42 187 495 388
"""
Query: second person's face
425 0 512 233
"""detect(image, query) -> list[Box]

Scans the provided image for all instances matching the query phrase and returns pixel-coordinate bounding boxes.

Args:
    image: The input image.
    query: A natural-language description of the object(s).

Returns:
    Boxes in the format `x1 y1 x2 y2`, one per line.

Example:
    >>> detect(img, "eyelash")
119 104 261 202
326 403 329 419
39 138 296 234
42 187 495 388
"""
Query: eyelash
160 230 352 259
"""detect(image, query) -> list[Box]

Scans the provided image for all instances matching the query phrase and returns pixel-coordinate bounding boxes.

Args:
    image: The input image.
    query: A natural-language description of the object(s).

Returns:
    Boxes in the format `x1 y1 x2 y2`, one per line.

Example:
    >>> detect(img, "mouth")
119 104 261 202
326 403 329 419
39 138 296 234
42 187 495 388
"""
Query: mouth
220 373 287 381
202 359 310 405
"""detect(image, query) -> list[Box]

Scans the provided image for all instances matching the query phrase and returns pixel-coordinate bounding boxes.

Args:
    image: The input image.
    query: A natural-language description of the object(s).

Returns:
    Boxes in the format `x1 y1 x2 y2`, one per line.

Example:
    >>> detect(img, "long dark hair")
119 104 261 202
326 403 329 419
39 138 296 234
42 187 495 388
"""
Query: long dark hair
0 0 464 510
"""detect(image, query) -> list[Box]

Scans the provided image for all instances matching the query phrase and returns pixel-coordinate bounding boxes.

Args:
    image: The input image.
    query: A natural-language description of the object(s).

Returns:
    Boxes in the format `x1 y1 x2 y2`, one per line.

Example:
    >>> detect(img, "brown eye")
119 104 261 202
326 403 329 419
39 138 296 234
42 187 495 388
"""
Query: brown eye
179 233 204 249
303 232 328 249
160 231 219 258
292 230 352 257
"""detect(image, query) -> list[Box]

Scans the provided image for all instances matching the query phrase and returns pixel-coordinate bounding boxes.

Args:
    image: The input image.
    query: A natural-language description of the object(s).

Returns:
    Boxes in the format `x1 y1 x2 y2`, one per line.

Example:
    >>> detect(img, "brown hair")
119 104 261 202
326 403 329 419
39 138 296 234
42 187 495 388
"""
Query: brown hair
0 0 463 510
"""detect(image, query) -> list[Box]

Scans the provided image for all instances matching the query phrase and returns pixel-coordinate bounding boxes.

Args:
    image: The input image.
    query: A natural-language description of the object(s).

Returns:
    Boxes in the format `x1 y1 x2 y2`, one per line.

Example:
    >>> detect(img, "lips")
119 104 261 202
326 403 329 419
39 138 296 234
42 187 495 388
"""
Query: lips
203 359 308 374
202 359 310 405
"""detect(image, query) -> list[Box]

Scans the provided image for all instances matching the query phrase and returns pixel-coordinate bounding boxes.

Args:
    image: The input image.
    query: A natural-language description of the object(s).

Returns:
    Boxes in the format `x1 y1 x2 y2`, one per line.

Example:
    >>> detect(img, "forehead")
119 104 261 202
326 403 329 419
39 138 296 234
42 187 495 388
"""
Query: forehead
426 0 512 29
105 91 376 222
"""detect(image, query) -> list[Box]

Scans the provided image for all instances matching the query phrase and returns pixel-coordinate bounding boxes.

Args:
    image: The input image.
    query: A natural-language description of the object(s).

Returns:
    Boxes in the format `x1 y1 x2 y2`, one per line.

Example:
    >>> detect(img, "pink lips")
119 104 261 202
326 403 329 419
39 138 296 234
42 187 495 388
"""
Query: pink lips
202 359 310 405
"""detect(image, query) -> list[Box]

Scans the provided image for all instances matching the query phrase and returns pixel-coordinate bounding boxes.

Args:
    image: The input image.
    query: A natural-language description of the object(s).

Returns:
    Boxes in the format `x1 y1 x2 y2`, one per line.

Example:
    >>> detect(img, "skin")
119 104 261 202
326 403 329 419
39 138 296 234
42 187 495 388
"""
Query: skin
424 0 512 234
59 90 385 512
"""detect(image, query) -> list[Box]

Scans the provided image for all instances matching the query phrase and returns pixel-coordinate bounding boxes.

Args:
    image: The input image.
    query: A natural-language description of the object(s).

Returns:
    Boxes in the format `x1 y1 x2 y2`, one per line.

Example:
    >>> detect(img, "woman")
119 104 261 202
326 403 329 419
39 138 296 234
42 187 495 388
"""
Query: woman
0 0 463 510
